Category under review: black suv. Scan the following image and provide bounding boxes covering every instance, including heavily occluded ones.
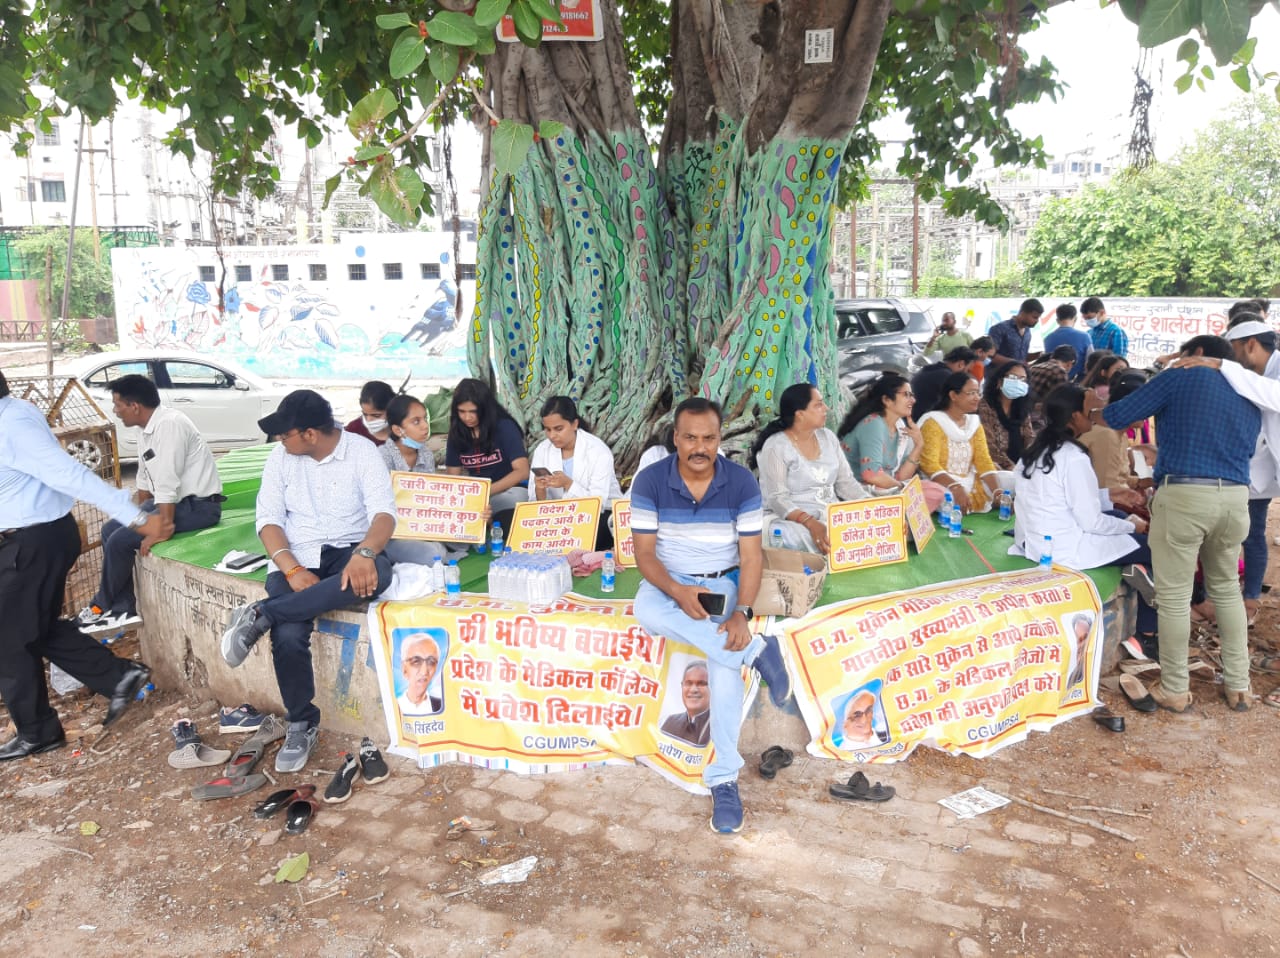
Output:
[834,297,934,397]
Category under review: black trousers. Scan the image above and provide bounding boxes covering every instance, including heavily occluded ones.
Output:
[0,512,132,740]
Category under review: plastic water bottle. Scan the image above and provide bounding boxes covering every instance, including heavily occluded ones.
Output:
[431,556,445,593]
[490,521,504,558]
[998,490,1012,521]
[770,525,784,551]
[135,681,156,702]
[601,551,616,593]
[1039,535,1053,569]
[445,560,461,594]
[942,491,954,526]
[949,508,962,538]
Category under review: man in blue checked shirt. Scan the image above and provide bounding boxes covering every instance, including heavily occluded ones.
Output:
[1083,296,1128,359]
[629,397,792,835]
[0,370,167,760]
[1095,335,1258,714]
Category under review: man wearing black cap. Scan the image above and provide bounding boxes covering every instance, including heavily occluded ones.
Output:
[220,390,396,773]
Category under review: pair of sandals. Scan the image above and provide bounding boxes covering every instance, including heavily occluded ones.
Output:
[254,784,319,834]
[758,745,896,802]
[190,715,286,800]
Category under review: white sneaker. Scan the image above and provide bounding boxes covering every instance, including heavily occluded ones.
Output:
[76,605,106,626]
[78,610,143,634]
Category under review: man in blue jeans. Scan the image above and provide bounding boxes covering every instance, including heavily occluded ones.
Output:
[221,390,395,773]
[630,397,791,834]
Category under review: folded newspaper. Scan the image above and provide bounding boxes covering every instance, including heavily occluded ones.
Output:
[938,786,1010,819]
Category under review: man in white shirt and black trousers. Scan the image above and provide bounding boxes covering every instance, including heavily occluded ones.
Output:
[0,370,166,760]
[221,390,396,773]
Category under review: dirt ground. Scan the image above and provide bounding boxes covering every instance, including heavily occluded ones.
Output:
[4,546,1280,957]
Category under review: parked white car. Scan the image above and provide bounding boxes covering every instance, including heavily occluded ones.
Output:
[67,351,292,462]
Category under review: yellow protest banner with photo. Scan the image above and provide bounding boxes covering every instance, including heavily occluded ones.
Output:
[366,593,720,792]
[785,566,1103,763]
[390,472,490,544]
[506,496,602,553]
[612,498,635,568]
[825,497,908,573]
[900,476,935,552]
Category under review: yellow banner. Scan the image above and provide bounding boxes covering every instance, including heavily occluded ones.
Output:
[786,566,1103,762]
[901,476,935,552]
[825,497,908,573]
[391,472,490,543]
[507,496,602,553]
[367,593,721,791]
[612,498,635,568]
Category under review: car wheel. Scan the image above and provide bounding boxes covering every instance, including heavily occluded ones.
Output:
[64,438,104,471]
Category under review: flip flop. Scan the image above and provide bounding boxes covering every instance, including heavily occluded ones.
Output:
[1251,651,1280,675]
[1264,688,1280,710]
[190,773,268,800]
[828,770,895,803]
[1118,660,1161,676]
[1118,674,1157,713]
[222,714,286,778]
[253,784,317,819]
[284,797,320,835]
[167,742,232,769]
[758,745,794,780]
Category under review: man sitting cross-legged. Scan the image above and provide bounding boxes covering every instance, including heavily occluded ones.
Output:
[221,390,396,773]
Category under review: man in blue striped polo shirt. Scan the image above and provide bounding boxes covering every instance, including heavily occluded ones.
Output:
[631,397,792,834]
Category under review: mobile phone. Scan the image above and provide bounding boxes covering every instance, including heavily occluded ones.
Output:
[227,552,267,570]
[531,466,552,477]
[696,592,727,616]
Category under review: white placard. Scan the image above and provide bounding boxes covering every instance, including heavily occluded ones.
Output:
[804,29,834,64]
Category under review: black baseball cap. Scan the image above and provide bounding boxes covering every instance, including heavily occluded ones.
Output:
[258,389,335,438]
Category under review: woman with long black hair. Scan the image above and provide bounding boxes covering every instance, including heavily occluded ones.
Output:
[445,378,530,530]
[529,395,623,548]
[838,372,945,511]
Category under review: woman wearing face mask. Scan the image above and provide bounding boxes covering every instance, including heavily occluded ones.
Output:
[377,394,450,566]
[978,361,1035,472]
[345,380,395,446]
[529,396,624,547]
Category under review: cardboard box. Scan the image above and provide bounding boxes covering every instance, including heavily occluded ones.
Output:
[757,547,827,618]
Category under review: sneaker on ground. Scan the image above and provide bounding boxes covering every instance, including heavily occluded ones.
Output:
[171,719,201,749]
[219,703,265,733]
[358,737,390,785]
[1121,564,1157,608]
[275,721,320,773]
[76,605,105,626]
[709,781,744,834]
[221,603,267,668]
[78,609,143,634]
[323,752,360,803]
[750,635,792,708]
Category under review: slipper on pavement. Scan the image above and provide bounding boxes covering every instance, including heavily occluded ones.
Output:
[1264,688,1280,710]
[758,745,794,780]
[1118,674,1157,713]
[829,770,895,803]
[221,714,286,778]
[284,797,320,835]
[191,773,268,801]
[1118,660,1160,677]
[167,742,232,769]
[254,785,317,819]
[1251,651,1280,675]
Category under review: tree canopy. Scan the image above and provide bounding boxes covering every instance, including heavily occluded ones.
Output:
[1020,93,1280,298]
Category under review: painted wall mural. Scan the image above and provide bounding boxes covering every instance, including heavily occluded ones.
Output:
[112,233,477,381]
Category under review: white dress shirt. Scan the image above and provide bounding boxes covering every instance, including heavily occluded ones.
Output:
[1217,352,1280,499]
[256,431,396,570]
[136,406,222,504]
[528,429,624,508]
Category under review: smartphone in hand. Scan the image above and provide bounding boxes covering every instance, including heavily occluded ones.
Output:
[531,466,552,478]
[696,591,727,616]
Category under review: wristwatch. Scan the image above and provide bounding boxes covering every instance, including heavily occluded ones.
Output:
[735,604,754,620]
[355,547,377,559]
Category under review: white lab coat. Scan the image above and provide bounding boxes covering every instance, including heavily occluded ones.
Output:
[1009,443,1138,568]
[528,429,624,508]
[1218,352,1280,499]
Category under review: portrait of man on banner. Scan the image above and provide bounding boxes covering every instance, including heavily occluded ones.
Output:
[1060,612,1096,703]
[394,628,450,718]
[832,680,891,751]
[659,657,711,748]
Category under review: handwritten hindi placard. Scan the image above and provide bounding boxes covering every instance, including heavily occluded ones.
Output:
[825,497,908,573]
[507,496,602,554]
[612,498,635,568]
[391,472,490,544]
[900,476,935,553]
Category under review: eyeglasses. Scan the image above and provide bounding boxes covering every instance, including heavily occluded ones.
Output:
[404,655,438,670]
[276,429,303,442]
[846,706,874,721]
[960,389,981,397]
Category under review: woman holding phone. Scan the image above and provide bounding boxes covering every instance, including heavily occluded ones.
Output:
[529,396,623,548]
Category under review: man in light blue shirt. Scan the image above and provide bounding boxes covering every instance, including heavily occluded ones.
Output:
[0,370,168,760]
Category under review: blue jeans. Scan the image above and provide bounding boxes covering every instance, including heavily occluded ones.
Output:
[633,572,764,788]
[94,496,222,615]
[1244,498,1271,600]
[260,544,392,728]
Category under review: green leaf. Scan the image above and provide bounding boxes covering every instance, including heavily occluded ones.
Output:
[1175,38,1199,62]
[491,118,536,177]
[512,2,543,45]
[1202,0,1251,64]
[1231,64,1252,91]
[376,13,414,30]
[322,173,343,209]
[354,143,388,161]
[526,0,563,25]
[428,43,461,86]
[1174,72,1195,93]
[369,164,426,227]
[127,10,151,32]
[79,821,100,836]
[538,120,565,142]
[390,28,426,79]
[1235,36,1257,64]
[473,0,511,28]
[1137,0,1199,48]
[426,11,480,46]
[274,852,310,884]
[473,30,497,56]
[347,88,398,137]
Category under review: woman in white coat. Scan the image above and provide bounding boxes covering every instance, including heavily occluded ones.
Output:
[530,396,624,548]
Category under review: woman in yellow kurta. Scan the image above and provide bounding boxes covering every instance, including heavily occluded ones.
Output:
[919,372,1003,514]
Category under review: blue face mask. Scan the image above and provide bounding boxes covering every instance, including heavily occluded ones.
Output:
[1001,378,1030,400]
[398,434,426,451]
[1083,315,1100,329]
[982,357,992,366]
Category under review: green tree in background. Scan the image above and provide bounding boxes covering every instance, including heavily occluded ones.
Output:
[13,228,115,323]
[1021,94,1280,298]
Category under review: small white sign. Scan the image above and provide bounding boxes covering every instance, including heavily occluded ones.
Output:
[804,29,834,64]
[938,786,1011,820]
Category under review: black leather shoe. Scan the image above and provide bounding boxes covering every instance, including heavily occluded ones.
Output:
[103,663,152,727]
[1092,708,1125,733]
[0,732,67,761]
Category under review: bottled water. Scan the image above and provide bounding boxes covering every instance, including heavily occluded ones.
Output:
[942,491,954,526]
[487,550,573,605]
[1039,535,1053,569]
[431,556,445,593]
[445,560,461,595]
[490,521,504,558]
[770,525,784,551]
[949,507,962,538]
[601,551,616,593]
[998,490,1013,521]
